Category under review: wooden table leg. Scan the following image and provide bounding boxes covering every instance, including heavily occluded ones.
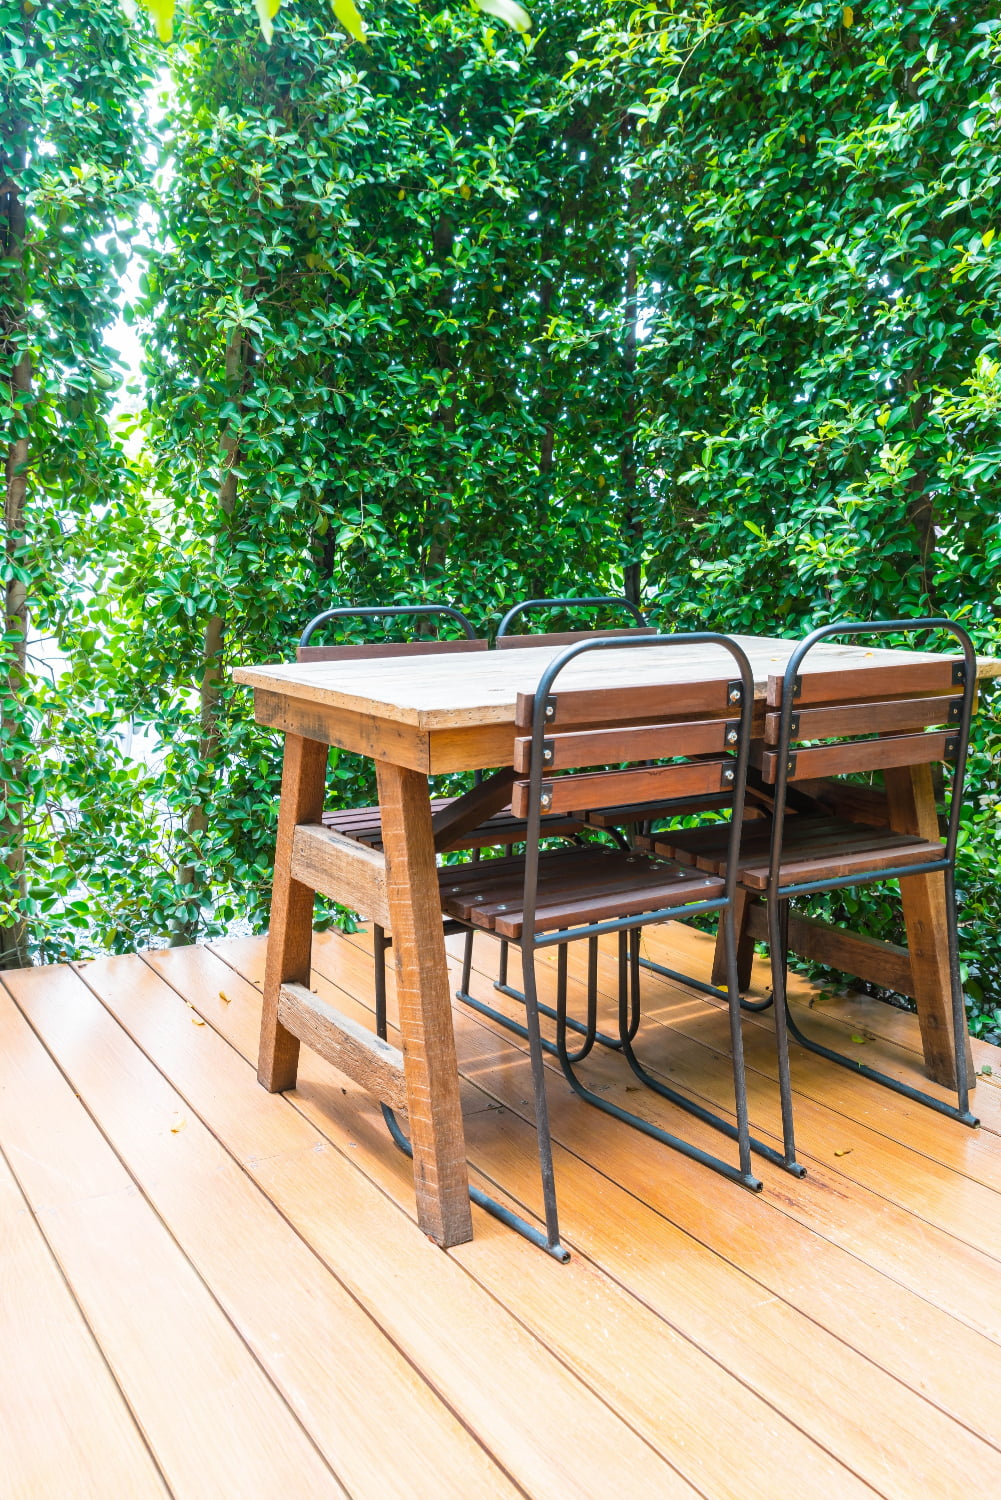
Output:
[377,760,473,1249]
[259,733,329,1092]
[885,762,974,1091]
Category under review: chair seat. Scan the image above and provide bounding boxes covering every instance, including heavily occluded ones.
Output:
[440,845,723,939]
[323,802,584,852]
[644,816,944,892]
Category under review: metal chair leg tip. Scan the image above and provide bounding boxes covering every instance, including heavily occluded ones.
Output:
[785,1160,807,1178]
[961,1112,980,1129]
[742,1173,764,1193]
[548,1242,571,1264]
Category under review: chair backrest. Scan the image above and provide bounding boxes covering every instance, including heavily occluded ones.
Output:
[495,595,654,650]
[296,603,487,662]
[760,622,976,786]
[761,618,977,888]
[510,633,753,822]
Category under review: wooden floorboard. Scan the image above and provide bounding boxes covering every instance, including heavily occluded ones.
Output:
[3,922,1001,1498]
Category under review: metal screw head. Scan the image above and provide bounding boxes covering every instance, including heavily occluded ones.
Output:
[540,793,552,808]
[787,759,795,773]
[545,703,555,718]
[728,687,741,704]
[496,904,508,912]
[543,748,552,760]
[726,729,738,745]
[450,886,461,893]
[723,767,734,783]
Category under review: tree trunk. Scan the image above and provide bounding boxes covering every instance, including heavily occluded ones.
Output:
[1,160,31,968]
[621,234,641,606]
[171,326,245,942]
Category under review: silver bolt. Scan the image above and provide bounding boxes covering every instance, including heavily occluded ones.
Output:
[450,886,461,893]
[543,748,552,760]
[723,768,734,783]
[496,904,508,912]
[540,793,552,808]
[726,729,738,745]
[728,688,741,704]
[787,759,795,773]
[545,704,555,718]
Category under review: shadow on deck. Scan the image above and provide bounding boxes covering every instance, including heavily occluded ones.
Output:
[2,921,1001,1498]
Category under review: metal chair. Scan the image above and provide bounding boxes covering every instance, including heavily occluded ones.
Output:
[441,633,773,1258]
[648,619,980,1170]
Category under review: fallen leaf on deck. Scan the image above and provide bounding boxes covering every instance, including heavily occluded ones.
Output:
[834,1148,853,1157]
[191,1015,205,1026]
[171,1119,186,1133]
[981,1064,994,1077]
[850,1034,867,1044]
[218,990,230,1003]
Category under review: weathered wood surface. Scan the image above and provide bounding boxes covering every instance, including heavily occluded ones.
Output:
[234,635,1001,732]
[278,981,408,1110]
[291,822,390,925]
[6,929,997,1497]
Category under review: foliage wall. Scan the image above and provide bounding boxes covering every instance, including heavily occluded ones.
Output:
[3,1,999,1028]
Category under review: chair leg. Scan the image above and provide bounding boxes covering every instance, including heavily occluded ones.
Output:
[520,937,568,1259]
[378,924,570,1262]
[767,899,806,1173]
[548,929,764,1190]
[776,885,979,1130]
[485,932,631,1054]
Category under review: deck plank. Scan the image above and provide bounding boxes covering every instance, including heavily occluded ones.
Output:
[6,962,516,1500]
[79,950,696,1500]
[0,978,343,1500]
[208,936,1001,1498]
[0,1145,169,1500]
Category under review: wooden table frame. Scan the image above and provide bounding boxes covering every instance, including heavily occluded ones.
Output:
[236,636,999,1247]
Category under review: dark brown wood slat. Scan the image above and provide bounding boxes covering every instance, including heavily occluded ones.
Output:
[743,903,915,997]
[764,696,962,745]
[513,718,738,775]
[461,850,675,926]
[441,849,639,923]
[491,871,725,939]
[438,812,585,851]
[585,793,737,828]
[649,817,846,865]
[761,731,956,783]
[297,639,488,662]
[431,768,517,852]
[497,626,657,650]
[740,837,943,891]
[766,660,962,708]
[510,760,731,819]
[515,678,741,731]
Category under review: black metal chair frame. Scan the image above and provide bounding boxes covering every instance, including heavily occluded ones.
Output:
[466,595,650,1057]
[453,633,782,1259]
[298,603,560,1252]
[759,618,980,1171]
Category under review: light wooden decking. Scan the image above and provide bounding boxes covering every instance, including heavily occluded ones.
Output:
[3,921,1001,1499]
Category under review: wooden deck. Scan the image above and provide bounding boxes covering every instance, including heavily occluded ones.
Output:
[3,922,1001,1499]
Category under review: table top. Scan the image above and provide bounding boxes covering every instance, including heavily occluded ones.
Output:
[233,633,1001,731]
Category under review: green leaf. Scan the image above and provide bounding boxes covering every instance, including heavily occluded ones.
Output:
[253,0,282,44]
[143,0,175,42]
[471,0,532,34]
[330,0,367,43]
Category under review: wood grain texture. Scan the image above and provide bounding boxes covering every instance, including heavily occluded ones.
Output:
[0,977,343,1500]
[764,694,961,744]
[10,959,513,1500]
[376,760,473,1248]
[430,766,517,852]
[234,634,1001,733]
[886,762,974,1090]
[278,982,407,1110]
[259,733,328,1092]
[290,822,390,925]
[511,758,730,818]
[761,729,955,783]
[254,688,431,769]
[513,716,739,773]
[0,1140,168,1500]
[766,659,963,707]
[745,902,915,996]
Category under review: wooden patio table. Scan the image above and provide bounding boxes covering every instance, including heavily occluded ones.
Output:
[235,633,1000,1248]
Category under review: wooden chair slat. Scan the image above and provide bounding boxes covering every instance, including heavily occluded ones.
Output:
[512,717,739,774]
[763,695,962,745]
[497,626,656,650]
[585,792,737,828]
[297,638,488,663]
[766,659,961,708]
[739,837,942,891]
[515,678,740,731]
[761,729,956,783]
[510,759,731,819]
[490,870,725,939]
